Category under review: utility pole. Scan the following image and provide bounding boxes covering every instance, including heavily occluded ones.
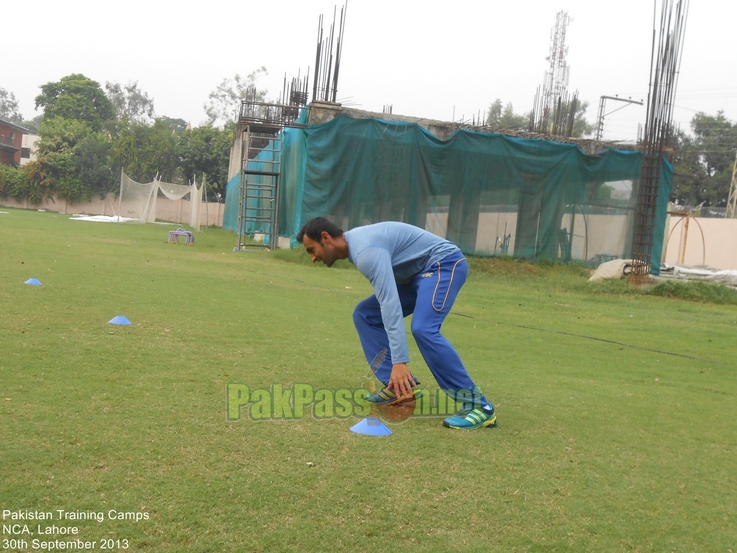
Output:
[594,96,644,141]
[726,151,737,218]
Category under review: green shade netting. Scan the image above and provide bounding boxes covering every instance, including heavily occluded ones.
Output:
[225,114,671,274]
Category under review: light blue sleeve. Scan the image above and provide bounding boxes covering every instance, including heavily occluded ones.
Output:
[353,246,410,364]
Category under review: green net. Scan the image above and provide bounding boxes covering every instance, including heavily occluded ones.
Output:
[225,114,671,274]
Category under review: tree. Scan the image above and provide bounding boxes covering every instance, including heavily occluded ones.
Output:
[571,100,592,138]
[35,74,114,131]
[486,99,503,128]
[204,67,268,127]
[671,111,736,207]
[178,124,233,198]
[27,111,115,202]
[105,81,155,123]
[499,102,528,130]
[36,116,91,156]
[30,75,119,201]
[0,87,23,124]
[110,119,179,183]
[159,116,189,135]
[21,114,43,135]
[75,132,115,196]
[671,130,704,206]
[486,99,529,131]
[0,86,43,133]
[15,74,243,203]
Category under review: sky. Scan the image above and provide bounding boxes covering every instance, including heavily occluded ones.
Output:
[4,0,735,143]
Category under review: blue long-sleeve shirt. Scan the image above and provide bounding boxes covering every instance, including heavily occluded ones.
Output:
[344,222,460,364]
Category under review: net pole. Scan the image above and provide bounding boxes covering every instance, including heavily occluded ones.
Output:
[118,168,123,223]
[204,175,209,230]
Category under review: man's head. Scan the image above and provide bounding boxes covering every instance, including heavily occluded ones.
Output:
[296,217,347,267]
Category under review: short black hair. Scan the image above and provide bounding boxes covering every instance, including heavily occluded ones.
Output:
[296,217,344,243]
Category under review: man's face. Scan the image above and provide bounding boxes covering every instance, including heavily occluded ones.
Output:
[303,233,338,267]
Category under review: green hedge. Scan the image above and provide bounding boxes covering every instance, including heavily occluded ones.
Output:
[0,164,29,201]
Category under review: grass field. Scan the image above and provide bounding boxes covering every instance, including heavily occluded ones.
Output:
[1,207,735,552]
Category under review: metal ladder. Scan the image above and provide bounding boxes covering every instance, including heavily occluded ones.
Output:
[236,124,282,251]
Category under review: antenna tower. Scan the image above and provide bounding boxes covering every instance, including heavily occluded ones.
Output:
[530,12,578,136]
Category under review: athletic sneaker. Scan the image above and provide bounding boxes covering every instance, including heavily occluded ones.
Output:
[366,380,423,405]
[443,407,497,429]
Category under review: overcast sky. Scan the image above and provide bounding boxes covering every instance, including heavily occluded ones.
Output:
[5,0,735,142]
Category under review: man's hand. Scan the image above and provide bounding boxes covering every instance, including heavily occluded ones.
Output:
[387,363,416,400]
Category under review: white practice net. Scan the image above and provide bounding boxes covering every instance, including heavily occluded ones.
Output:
[118,171,203,230]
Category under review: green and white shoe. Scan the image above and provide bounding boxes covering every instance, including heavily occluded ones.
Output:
[443,407,497,429]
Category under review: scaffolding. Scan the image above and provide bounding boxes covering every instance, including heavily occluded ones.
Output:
[235,83,307,251]
[234,3,346,251]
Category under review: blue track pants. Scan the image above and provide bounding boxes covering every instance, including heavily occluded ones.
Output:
[352,250,489,408]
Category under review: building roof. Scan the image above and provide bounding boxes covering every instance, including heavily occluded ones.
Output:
[307,101,639,156]
[0,118,30,133]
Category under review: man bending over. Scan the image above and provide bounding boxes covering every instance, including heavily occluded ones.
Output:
[297,217,496,430]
